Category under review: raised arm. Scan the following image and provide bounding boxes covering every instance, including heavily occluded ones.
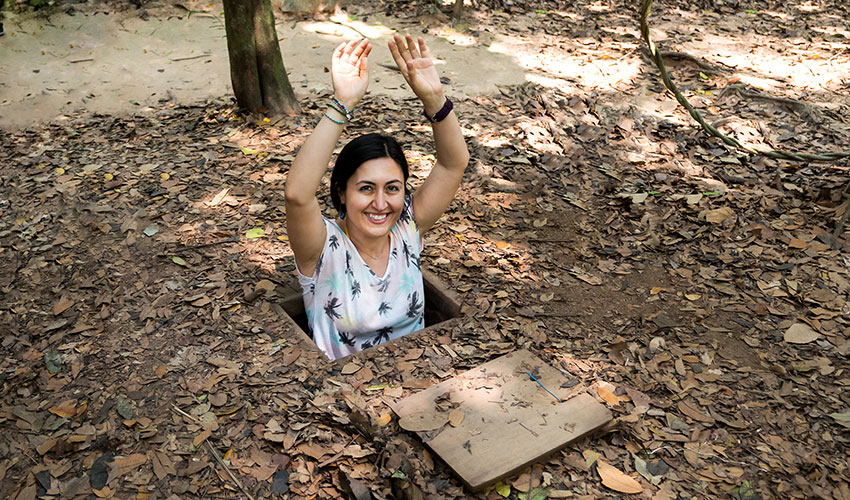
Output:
[388,34,470,234]
[285,39,372,276]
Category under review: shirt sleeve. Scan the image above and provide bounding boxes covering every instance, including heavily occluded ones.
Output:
[295,217,336,283]
[400,195,422,252]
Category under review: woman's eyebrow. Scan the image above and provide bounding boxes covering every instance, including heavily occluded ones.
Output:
[355,179,402,185]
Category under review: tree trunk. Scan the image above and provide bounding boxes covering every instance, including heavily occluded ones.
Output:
[453,0,464,22]
[222,0,300,116]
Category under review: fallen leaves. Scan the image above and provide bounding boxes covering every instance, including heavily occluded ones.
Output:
[2,7,850,499]
[398,412,448,432]
[783,323,820,344]
[596,460,643,494]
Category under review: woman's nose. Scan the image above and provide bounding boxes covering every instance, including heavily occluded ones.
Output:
[373,191,388,209]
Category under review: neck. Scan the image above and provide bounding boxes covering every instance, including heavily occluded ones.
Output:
[343,217,388,259]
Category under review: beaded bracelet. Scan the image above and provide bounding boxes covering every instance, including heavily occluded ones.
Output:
[324,112,345,125]
[330,96,353,121]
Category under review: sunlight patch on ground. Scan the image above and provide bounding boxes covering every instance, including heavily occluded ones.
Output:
[586,1,615,13]
[300,15,394,40]
[682,35,850,92]
[487,39,643,90]
[436,31,478,47]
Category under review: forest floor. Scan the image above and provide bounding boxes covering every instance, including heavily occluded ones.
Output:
[2,0,850,499]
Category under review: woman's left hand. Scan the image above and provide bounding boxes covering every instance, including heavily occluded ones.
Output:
[388,34,446,115]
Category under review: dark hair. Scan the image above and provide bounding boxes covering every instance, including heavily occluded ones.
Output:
[330,133,409,214]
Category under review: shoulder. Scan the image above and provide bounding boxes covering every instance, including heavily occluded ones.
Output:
[396,194,417,229]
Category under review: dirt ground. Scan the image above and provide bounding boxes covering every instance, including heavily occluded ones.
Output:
[2,0,850,499]
[0,2,524,129]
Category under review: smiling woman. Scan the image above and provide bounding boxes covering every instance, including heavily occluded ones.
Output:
[284,36,469,360]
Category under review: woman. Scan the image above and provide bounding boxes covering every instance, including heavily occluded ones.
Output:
[285,35,469,360]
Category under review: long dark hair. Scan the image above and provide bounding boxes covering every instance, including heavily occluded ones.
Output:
[330,133,409,214]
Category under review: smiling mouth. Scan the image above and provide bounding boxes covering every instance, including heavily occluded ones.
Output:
[365,213,390,223]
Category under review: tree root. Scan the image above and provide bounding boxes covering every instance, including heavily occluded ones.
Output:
[720,83,819,121]
[640,47,730,74]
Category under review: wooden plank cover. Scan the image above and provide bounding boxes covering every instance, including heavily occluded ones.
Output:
[391,350,612,491]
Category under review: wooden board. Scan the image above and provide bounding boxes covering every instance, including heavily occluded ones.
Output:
[391,350,612,491]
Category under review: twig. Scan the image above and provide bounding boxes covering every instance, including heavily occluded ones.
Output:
[70,58,94,63]
[316,437,356,468]
[207,442,256,500]
[518,422,540,437]
[167,237,239,253]
[171,53,211,62]
[328,20,368,39]
[171,405,256,499]
[648,445,768,472]
[171,404,200,423]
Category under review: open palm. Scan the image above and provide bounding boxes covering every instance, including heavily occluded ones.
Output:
[332,39,372,109]
[389,34,444,110]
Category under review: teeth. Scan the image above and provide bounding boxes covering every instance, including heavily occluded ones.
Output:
[366,214,388,221]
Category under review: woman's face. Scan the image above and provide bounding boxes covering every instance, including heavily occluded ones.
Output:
[339,157,405,240]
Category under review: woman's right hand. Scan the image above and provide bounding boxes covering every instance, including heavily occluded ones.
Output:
[331,39,372,111]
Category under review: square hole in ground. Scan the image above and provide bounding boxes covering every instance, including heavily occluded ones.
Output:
[279,269,461,363]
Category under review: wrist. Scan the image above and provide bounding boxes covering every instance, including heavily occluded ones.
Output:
[423,96,453,123]
[422,94,447,116]
[334,95,360,111]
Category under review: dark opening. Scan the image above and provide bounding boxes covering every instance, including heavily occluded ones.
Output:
[279,270,461,353]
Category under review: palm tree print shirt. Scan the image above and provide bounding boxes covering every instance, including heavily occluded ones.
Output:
[297,196,425,360]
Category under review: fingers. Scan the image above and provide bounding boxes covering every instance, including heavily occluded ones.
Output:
[404,34,420,59]
[351,38,370,59]
[337,38,371,63]
[333,41,347,59]
[388,36,410,76]
[417,37,430,59]
[390,33,431,63]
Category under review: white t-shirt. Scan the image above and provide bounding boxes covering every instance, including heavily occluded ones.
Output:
[297,196,425,360]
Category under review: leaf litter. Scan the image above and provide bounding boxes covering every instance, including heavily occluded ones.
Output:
[2,0,850,498]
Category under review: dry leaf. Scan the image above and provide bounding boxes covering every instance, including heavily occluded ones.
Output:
[48,399,77,418]
[193,429,211,446]
[341,362,361,375]
[597,386,620,406]
[705,207,734,224]
[597,460,643,494]
[398,412,448,432]
[205,188,230,207]
[377,413,392,426]
[448,408,465,427]
[53,296,74,315]
[113,453,147,475]
[784,323,820,344]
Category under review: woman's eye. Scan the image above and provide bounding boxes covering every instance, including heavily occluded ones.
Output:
[387,185,400,192]
[359,186,372,192]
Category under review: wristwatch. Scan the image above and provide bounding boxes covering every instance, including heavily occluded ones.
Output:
[424,97,454,123]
